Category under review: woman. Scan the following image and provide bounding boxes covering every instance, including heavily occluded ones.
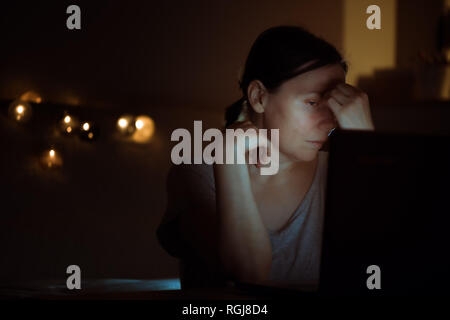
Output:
[157,25,375,290]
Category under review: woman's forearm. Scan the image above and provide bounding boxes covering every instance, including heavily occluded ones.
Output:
[213,162,272,283]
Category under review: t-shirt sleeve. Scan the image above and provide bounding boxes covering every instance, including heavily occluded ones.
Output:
[156,163,215,258]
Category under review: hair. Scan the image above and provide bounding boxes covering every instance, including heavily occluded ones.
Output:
[225,25,348,127]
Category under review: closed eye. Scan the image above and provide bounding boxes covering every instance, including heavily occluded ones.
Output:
[308,101,318,106]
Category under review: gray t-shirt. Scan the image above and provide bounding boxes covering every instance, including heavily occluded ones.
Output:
[156,151,329,290]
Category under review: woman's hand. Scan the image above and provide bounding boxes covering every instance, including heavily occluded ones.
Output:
[326,82,375,131]
[223,120,270,168]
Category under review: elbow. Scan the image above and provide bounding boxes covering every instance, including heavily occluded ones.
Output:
[236,266,271,284]
[221,257,271,284]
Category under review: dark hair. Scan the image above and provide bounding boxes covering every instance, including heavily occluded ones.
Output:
[225,25,348,127]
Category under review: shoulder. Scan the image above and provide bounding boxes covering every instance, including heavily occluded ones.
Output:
[157,163,216,258]
[317,151,329,182]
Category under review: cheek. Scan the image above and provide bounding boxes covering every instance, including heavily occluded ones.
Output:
[266,102,313,140]
[298,112,323,131]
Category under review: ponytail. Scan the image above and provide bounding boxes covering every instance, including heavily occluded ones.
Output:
[224,96,246,127]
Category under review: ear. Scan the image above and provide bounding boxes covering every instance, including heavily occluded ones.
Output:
[247,80,268,114]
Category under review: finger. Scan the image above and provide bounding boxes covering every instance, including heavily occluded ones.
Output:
[330,88,351,105]
[248,147,259,165]
[250,135,271,165]
[336,83,357,96]
[231,120,252,128]
[258,146,270,165]
[327,96,343,116]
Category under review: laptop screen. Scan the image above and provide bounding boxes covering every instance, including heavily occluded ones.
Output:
[319,130,450,295]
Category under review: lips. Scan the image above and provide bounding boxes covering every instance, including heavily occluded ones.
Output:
[307,140,326,148]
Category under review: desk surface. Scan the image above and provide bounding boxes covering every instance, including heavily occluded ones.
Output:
[0,278,315,300]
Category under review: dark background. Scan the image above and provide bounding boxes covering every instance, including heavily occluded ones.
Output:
[1,0,449,284]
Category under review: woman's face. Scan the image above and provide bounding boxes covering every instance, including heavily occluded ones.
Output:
[263,62,346,162]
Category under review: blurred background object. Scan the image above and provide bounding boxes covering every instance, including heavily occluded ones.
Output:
[8,99,32,123]
[413,3,450,100]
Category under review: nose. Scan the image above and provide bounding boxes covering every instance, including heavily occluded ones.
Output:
[317,95,338,132]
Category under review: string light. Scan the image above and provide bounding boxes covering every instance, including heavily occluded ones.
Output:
[8,100,32,123]
[135,119,144,130]
[131,115,155,143]
[82,122,90,131]
[118,118,128,128]
[16,105,24,114]
[40,148,63,169]
[79,121,98,141]
[116,114,135,136]
[6,95,160,171]
[60,112,78,135]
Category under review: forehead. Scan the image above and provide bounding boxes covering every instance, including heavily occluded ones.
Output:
[282,63,346,93]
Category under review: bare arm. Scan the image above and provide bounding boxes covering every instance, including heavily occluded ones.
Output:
[177,121,272,284]
[214,162,272,283]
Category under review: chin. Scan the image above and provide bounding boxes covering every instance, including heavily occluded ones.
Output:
[288,148,319,162]
[301,152,319,162]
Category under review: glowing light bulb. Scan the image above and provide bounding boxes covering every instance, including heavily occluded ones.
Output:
[60,113,78,135]
[116,115,135,136]
[135,119,144,130]
[118,118,128,128]
[41,148,62,169]
[9,100,32,123]
[131,115,155,143]
[16,105,24,114]
[79,121,98,142]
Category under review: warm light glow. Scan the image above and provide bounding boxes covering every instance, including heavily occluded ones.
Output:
[116,115,135,136]
[61,113,78,133]
[82,122,90,131]
[135,119,144,130]
[19,91,42,104]
[131,115,155,143]
[118,118,128,128]
[9,100,32,122]
[88,132,93,139]
[41,148,62,168]
[343,0,396,85]
[16,105,25,114]
[13,103,29,121]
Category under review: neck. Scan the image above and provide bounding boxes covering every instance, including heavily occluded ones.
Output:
[249,150,319,184]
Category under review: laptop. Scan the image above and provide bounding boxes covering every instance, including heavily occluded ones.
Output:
[231,129,450,297]
[319,129,450,296]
